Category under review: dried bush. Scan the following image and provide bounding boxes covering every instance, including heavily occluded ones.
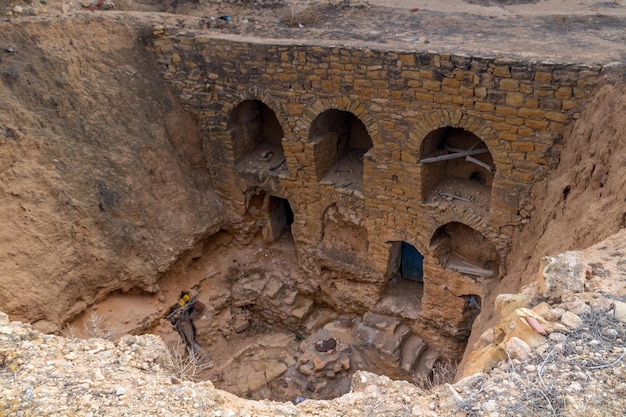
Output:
[167,340,213,382]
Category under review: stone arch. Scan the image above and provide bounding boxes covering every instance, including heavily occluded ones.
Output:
[408,110,497,160]
[429,222,501,279]
[226,90,289,172]
[302,99,377,192]
[299,97,380,147]
[420,127,494,203]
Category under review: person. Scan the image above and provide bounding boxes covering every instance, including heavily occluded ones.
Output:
[166,291,207,358]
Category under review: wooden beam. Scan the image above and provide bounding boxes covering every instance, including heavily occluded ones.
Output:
[465,155,495,173]
[448,263,494,277]
[420,148,489,164]
[439,192,472,202]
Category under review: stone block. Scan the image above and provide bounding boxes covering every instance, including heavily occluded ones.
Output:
[423,80,441,91]
[460,345,506,378]
[545,111,567,122]
[524,119,549,130]
[534,72,552,82]
[505,92,524,107]
[493,65,511,77]
[562,99,578,111]
[555,86,572,99]
[505,336,531,360]
[475,102,494,112]
[499,78,519,91]
[538,251,586,298]
[518,108,545,118]
[560,311,583,329]
[474,87,487,97]
[291,296,314,320]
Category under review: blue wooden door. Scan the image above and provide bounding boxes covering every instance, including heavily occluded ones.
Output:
[401,242,424,282]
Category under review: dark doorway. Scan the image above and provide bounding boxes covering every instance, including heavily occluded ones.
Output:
[263,196,294,242]
[401,242,424,283]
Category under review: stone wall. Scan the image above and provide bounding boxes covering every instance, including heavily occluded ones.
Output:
[150,25,605,357]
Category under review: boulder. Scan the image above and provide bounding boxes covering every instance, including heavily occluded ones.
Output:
[538,251,586,298]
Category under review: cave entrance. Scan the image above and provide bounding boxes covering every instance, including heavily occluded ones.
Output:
[245,189,294,242]
[264,196,294,242]
[430,222,499,279]
[309,109,373,192]
[419,127,493,211]
[228,100,287,174]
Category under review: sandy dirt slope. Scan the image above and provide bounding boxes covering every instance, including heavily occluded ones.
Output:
[0,16,222,327]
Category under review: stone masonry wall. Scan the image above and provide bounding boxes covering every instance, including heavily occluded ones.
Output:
[149,25,605,356]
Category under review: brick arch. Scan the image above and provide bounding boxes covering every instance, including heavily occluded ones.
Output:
[426,212,506,277]
[408,109,501,170]
[224,88,292,166]
[225,87,290,135]
[299,97,381,147]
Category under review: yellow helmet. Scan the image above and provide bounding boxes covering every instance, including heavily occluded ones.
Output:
[178,292,191,307]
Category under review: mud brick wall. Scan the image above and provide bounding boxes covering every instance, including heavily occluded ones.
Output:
[150,27,604,331]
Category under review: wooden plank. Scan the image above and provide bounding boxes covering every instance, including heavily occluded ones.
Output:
[439,192,472,202]
[465,155,494,173]
[420,148,489,164]
[448,263,494,277]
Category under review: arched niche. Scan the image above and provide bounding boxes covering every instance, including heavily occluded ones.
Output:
[309,109,373,191]
[227,100,287,172]
[429,222,499,278]
[419,127,494,209]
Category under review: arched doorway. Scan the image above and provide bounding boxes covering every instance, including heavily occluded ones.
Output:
[228,100,286,172]
[309,109,373,191]
[379,241,426,319]
[419,127,494,209]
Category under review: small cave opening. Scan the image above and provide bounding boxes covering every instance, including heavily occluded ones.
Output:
[419,127,494,212]
[309,109,373,192]
[228,99,287,174]
[244,189,295,243]
[430,222,500,278]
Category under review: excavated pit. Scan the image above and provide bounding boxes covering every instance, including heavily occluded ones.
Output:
[2,0,626,409]
[66,223,463,402]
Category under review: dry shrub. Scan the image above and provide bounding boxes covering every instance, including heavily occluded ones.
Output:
[280,3,322,27]
[167,340,213,382]
[412,360,458,390]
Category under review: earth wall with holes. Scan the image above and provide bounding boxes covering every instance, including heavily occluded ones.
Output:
[152,26,605,360]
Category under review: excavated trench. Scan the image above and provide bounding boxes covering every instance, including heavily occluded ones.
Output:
[65,209,486,402]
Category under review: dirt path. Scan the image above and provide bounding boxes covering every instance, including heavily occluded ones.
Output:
[4,0,624,63]
[136,0,626,63]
